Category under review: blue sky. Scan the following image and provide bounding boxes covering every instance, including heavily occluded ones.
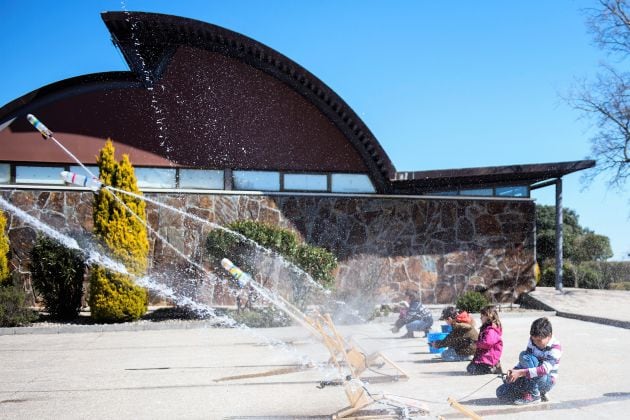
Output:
[1,0,628,260]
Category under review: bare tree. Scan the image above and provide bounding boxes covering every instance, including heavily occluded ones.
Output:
[570,0,630,190]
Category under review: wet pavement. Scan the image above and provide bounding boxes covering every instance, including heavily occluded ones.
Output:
[1,302,629,419]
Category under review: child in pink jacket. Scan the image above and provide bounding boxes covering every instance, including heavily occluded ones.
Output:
[467,305,503,375]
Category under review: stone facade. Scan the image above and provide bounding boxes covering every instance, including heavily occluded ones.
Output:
[1,189,536,306]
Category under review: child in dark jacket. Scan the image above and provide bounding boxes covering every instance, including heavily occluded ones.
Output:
[431,306,478,361]
[467,305,503,375]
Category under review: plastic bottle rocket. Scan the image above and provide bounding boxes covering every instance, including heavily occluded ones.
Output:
[27,114,53,139]
[60,171,103,191]
[221,258,251,288]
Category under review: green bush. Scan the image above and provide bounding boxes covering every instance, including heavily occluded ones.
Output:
[0,284,37,327]
[88,266,148,323]
[206,220,337,289]
[230,306,292,328]
[30,235,86,320]
[539,262,575,287]
[456,291,489,313]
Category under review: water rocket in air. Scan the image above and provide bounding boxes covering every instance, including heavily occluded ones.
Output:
[221,258,251,288]
[60,171,103,192]
[27,114,53,139]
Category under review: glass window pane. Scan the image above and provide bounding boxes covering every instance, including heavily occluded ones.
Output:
[69,165,99,180]
[233,170,280,191]
[496,186,528,197]
[284,173,327,191]
[331,174,375,193]
[135,168,176,188]
[0,164,9,183]
[180,169,224,189]
[460,188,493,196]
[15,166,65,185]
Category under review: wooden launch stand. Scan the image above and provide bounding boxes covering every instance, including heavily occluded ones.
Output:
[215,293,408,384]
[215,260,429,417]
[214,289,429,418]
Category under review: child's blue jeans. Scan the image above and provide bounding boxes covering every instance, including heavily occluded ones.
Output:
[441,347,472,362]
[496,351,554,401]
[405,319,432,334]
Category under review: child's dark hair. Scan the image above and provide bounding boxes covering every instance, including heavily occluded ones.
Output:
[480,305,501,330]
[405,290,419,301]
[530,317,553,338]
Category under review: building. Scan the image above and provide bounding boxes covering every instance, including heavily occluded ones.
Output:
[0,12,593,305]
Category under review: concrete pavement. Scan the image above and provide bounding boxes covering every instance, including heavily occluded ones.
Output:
[2,309,630,419]
[523,286,630,329]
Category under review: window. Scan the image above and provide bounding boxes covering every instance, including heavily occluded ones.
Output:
[179,169,224,189]
[15,165,65,185]
[135,168,176,188]
[233,170,280,191]
[496,186,528,197]
[460,188,493,196]
[0,164,9,183]
[331,174,375,193]
[283,173,327,191]
[431,191,458,196]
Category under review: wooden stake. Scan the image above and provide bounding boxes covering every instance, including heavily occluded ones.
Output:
[447,397,483,420]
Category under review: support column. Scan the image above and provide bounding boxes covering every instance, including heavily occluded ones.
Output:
[555,178,563,291]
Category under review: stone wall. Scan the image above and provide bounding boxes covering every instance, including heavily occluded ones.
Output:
[1,189,536,306]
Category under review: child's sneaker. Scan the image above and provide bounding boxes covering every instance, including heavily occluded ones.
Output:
[514,392,541,405]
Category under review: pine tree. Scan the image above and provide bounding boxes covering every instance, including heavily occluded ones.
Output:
[89,140,149,322]
[93,144,149,274]
[0,210,10,284]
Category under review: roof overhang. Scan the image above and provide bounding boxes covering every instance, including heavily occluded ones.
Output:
[391,160,596,194]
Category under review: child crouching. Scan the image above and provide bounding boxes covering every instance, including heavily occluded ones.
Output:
[430,306,478,361]
[496,317,561,405]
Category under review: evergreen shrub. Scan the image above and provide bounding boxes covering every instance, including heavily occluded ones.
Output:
[90,140,149,322]
[30,235,86,320]
[88,266,148,322]
[0,284,37,327]
[456,290,489,313]
[540,262,576,287]
[206,220,337,288]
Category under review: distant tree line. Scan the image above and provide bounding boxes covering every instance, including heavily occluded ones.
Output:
[536,204,629,289]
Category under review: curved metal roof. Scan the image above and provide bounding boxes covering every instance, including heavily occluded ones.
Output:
[101,11,397,192]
